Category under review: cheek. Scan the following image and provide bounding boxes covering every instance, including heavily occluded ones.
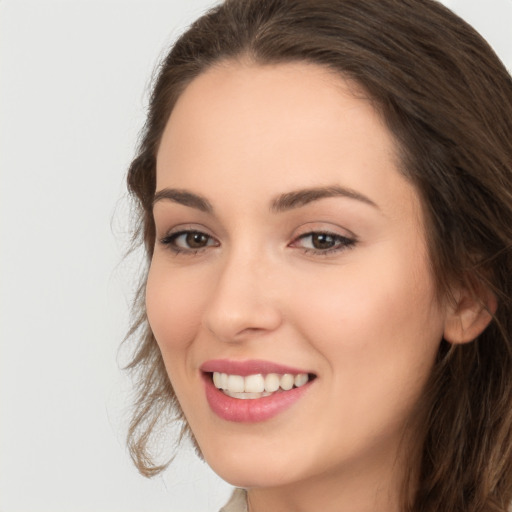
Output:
[290,244,444,400]
[305,274,441,350]
[145,261,206,355]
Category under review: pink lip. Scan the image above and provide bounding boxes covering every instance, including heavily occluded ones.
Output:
[200,359,315,423]
[200,359,311,376]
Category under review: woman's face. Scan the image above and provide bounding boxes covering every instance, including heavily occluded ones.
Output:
[147,61,449,489]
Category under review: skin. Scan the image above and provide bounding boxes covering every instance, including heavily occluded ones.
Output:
[146,61,487,512]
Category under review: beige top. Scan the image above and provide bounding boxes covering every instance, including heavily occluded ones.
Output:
[219,488,248,512]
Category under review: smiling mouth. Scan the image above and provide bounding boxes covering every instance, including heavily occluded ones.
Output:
[208,371,316,399]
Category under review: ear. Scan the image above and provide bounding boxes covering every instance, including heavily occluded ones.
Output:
[443,280,497,344]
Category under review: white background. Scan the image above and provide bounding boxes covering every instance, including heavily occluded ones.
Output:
[0,1,511,511]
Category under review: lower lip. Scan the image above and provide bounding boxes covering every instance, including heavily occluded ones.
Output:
[203,373,312,423]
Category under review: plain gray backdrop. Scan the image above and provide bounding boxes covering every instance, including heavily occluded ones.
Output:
[1,1,511,511]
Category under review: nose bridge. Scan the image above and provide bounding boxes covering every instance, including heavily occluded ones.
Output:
[202,243,282,342]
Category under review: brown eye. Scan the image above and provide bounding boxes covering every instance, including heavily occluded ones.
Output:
[185,232,210,248]
[160,230,218,253]
[291,231,356,254]
[311,233,336,250]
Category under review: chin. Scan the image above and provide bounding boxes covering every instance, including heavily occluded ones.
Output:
[209,458,296,489]
[197,433,315,489]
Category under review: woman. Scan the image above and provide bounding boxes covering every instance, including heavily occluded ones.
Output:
[125,0,512,510]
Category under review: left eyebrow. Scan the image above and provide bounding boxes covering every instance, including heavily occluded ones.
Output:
[271,185,379,212]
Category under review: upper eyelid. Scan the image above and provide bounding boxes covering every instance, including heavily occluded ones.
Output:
[160,229,218,244]
[159,230,219,255]
[169,231,218,246]
[159,223,215,237]
[290,232,357,256]
[157,225,218,250]
[291,222,357,240]
[295,228,354,237]
[291,231,356,245]
[164,230,215,240]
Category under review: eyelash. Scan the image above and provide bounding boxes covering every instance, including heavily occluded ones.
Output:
[160,230,219,255]
[159,230,356,256]
[292,231,356,255]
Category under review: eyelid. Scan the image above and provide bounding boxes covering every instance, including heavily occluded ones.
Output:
[291,221,356,240]
[158,224,220,254]
[291,230,355,247]
[289,223,358,255]
[158,223,214,238]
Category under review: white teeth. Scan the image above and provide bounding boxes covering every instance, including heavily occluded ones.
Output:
[294,373,308,387]
[244,374,265,393]
[213,372,222,388]
[227,374,245,393]
[212,371,311,397]
[264,373,280,392]
[280,374,294,391]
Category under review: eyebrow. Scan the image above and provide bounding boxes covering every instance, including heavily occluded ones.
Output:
[152,185,378,213]
[153,188,213,212]
[270,185,379,212]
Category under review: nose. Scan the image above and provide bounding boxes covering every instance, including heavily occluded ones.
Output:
[202,249,283,343]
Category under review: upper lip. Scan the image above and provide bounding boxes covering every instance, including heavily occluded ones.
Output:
[200,359,313,377]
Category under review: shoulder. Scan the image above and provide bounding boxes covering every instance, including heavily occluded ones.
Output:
[219,488,248,512]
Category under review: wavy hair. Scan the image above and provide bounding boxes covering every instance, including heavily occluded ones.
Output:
[125,1,512,509]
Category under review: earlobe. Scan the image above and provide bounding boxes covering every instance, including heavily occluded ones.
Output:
[443,284,497,345]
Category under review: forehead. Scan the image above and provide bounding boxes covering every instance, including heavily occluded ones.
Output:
[158,61,390,169]
[156,60,419,222]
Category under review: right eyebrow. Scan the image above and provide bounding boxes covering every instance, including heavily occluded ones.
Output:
[153,188,213,213]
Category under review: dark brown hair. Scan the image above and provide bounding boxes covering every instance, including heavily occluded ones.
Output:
[125,0,512,509]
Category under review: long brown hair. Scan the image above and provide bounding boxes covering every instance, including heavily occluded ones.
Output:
[125,0,512,509]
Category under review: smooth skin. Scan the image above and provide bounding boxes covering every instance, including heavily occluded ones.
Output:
[146,61,493,512]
